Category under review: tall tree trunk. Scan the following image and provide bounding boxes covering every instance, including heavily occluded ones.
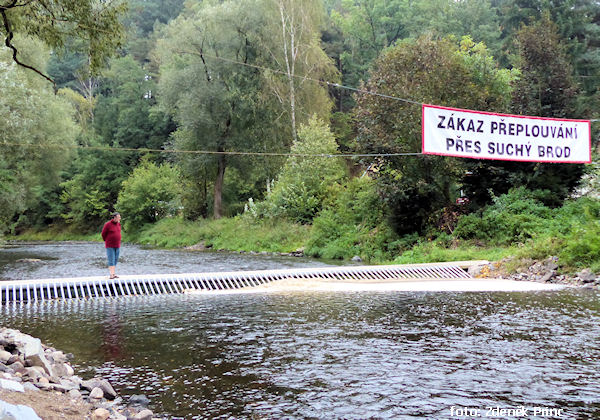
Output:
[213,153,226,219]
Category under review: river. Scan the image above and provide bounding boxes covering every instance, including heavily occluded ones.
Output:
[1,242,599,419]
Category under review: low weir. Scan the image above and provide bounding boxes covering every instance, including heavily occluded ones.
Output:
[0,262,480,303]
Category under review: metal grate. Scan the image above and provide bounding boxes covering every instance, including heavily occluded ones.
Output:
[0,263,474,303]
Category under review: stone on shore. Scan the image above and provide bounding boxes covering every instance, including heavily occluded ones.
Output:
[92,407,111,420]
[81,378,117,400]
[132,408,154,420]
[0,379,24,393]
[0,400,42,420]
[89,387,104,400]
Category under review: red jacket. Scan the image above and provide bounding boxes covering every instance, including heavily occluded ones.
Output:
[101,221,121,248]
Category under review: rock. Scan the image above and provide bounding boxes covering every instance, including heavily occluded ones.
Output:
[37,377,50,385]
[15,258,43,263]
[82,378,117,400]
[129,394,151,407]
[185,241,207,251]
[52,362,69,377]
[59,378,79,390]
[24,352,54,377]
[0,330,55,377]
[48,351,68,364]
[23,382,40,392]
[68,389,82,399]
[0,378,25,392]
[540,270,556,283]
[468,264,486,277]
[50,383,73,393]
[351,255,362,262]
[8,361,25,374]
[92,408,111,420]
[132,409,154,420]
[89,387,104,400]
[23,367,43,380]
[0,400,42,420]
[64,364,74,376]
[34,380,52,391]
[6,355,20,365]
[578,269,596,283]
[0,350,12,364]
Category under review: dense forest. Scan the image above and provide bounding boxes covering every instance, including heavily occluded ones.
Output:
[1,0,599,271]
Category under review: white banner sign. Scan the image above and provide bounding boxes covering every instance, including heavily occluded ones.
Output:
[422,104,591,163]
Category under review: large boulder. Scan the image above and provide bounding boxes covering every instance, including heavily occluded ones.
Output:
[0,330,54,377]
[0,400,42,420]
[0,379,24,393]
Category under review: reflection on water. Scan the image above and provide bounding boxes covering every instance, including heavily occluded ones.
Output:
[1,290,599,419]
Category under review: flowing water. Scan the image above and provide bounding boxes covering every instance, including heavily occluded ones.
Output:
[1,242,599,419]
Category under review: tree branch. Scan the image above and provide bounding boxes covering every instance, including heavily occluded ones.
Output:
[1,8,56,91]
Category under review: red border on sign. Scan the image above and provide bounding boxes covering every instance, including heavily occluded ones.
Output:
[421,104,592,164]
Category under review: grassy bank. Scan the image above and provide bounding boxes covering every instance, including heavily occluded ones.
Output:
[130,216,309,253]
[7,190,599,276]
[7,226,100,242]
[8,216,516,264]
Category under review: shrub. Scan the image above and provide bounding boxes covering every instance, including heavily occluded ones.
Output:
[305,177,394,261]
[116,159,181,230]
[258,116,346,223]
[453,187,552,244]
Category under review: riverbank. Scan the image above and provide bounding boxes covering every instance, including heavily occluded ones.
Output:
[6,210,599,285]
[0,328,157,420]
[8,217,516,264]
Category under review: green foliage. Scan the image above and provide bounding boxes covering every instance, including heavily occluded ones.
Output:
[305,176,396,261]
[157,0,281,218]
[354,36,514,235]
[58,148,131,230]
[454,187,553,244]
[452,190,600,271]
[326,0,502,110]
[463,16,585,208]
[393,240,513,265]
[0,44,78,232]
[511,14,579,119]
[135,216,308,252]
[258,117,347,223]
[94,55,174,151]
[1,0,126,78]
[116,159,181,230]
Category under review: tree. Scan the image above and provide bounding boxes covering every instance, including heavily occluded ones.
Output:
[495,0,600,112]
[0,43,78,232]
[326,0,503,110]
[260,0,338,142]
[157,0,280,219]
[0,0,126,86]
[462,15,585,208]
[94,55,174,151]
[354,36,514,234]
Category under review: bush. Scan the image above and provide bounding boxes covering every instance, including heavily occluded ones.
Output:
[116,159,181,230]
[257,116,346,223]
[305,177,395,261]
[453,187,552,244]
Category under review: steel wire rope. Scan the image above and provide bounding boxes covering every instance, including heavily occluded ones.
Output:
[3,49,599,160]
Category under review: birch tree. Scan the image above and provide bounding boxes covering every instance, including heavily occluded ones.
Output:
[260,0,337,143]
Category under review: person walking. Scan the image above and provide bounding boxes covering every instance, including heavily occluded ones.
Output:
[101,212,122,279]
